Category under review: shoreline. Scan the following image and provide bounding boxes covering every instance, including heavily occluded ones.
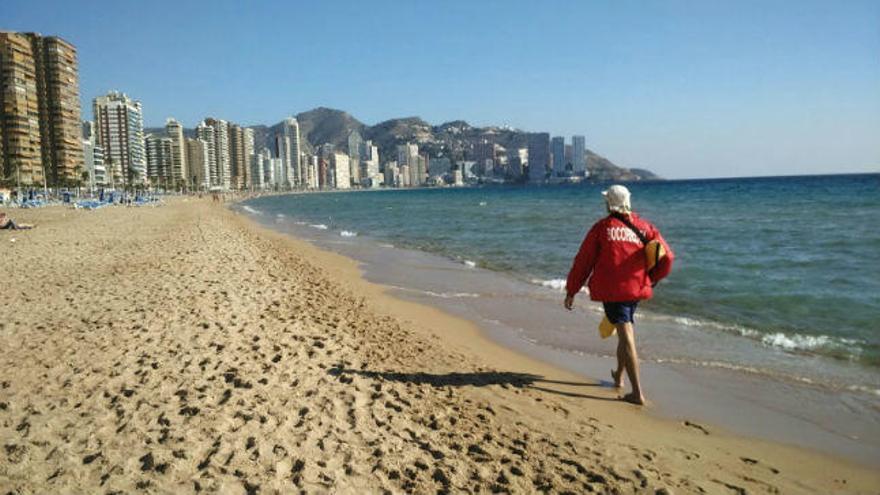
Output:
[2,199,877,493]
[237,197,880,467]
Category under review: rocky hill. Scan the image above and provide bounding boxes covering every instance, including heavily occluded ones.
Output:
[146,108,661,181]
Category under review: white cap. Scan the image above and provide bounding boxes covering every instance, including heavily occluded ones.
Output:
[602,185,631,214]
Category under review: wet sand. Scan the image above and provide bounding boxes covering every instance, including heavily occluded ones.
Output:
[253,214,880,465]
[1,199,877,493]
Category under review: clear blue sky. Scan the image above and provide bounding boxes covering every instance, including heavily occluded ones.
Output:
[5,0,879,179]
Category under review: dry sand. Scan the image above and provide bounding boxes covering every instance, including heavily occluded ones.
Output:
[1,199,877,494]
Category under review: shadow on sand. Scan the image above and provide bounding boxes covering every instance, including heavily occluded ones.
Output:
[328,367,620,402]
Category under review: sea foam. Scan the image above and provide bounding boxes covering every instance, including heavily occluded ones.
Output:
[340,230,358,237]
[310,224,329,230]
[532,278,587,294]
[241,205,262,215]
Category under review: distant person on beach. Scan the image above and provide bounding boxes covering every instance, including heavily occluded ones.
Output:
[0,212,35,230]
[564,185,674,405]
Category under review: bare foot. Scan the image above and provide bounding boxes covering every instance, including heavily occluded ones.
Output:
[620,392,646,405]
[610,369,623,388]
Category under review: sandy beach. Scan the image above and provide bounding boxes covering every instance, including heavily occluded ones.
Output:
[1,199,877,494]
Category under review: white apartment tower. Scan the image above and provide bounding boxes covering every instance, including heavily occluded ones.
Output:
[165,118,187,184]
[82,139,105,189]
[347,130,363,185]
[360,140,379,184]
[203,118,230,189]
[243,127,255,189]
[195,122,217,187]
[93,91,147,186]
[280,117,302,187]
[397,143,419,187]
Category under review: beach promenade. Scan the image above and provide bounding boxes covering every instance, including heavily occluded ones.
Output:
[1,199,876,493]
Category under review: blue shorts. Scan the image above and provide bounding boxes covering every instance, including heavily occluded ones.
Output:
[603,301,639,324]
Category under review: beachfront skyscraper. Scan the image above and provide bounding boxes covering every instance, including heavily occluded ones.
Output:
[360,140,379,185]
[250,149,267,190]
[228,124,254,190]
[195,122,216,187]
[93,91,146,186]
[551,136,566,176]
[572,135,586,176]
[165,118,187,186]
[0,31,84,188]
[307,154,319,189]
[330,152,350,190]
[203,118,230,189]
[1,32,43,187]
[185,137,210,191]
[145,134,173,186]
[278,117,302,187]
[397,143,419,187]
[527,133,549,182]
[347,129,363,185]
[243,128,254,189]
[82,120,105,188]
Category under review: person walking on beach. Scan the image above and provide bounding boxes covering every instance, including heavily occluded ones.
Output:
[564,185,674,405]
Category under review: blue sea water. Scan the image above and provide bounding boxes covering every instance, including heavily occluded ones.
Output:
[245,174,880,368]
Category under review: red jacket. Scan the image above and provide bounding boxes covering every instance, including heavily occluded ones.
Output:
[566,212,674,301]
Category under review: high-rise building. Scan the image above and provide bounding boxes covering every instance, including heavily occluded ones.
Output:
[185,137,210,191]
[397,143,419,187]
[257,151,272,189]
[571,135,586,176]
[195,122,216,187]
[330,152,350,190]
[243,128,254,189]
[82,119,104,188]
[473,139,495,176]
[93,91,146,186]
[551,136,566,176]
[417,155,428,185]
[165,118,187,186]
[507,148,527,180]
[527,133,549,182]
[360,140,379,183]
[399,164,411,187]
[82,139,105,189]
[228,124,252,190]
[203,118,229,189]
[0,32,42,187]
[305,154,319,189]
[251,148,267,190]
[145,134,173,186]
[384,161,399,187]
[347,129,363,185]
[318,156,328,189]
[274,134,290,187]
[229,124,243,189]
[0,31,84,187]
[279,117,301,187]
[30,34,83,186]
